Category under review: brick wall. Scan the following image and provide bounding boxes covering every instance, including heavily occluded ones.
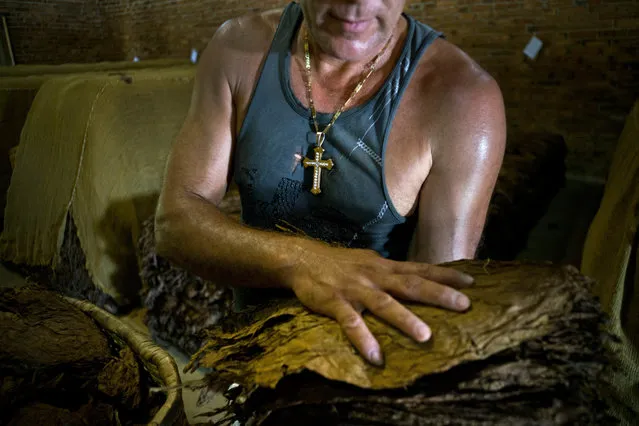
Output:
[406,0,639,178]
[96,0,287,61]
[1,0,638,178]
[0,0,105,64]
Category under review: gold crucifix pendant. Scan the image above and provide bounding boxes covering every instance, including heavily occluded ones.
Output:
[303,132,333,195]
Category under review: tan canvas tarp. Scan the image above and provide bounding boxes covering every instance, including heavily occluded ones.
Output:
[0,68,195,303]
[0,60,193,154]
[0,60,192,172]
[0,78,43,230]
[0,62,193,229]
[582,99,639,422]
[0,59,189,78]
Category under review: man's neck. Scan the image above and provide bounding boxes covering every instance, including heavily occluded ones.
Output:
[293,17,408,91]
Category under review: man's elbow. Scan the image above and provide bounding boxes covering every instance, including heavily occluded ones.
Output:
[153,202,184,261]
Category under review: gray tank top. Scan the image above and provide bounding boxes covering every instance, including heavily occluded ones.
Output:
[232,2,442,309]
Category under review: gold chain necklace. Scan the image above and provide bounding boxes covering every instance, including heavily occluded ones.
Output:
[302,27,392,195]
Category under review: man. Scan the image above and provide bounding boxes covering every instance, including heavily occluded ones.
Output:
[155,0,506,366]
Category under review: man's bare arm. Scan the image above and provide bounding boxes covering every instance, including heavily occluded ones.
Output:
[408,71,506,264]
[155,18,303,288]
[155,18,475,366]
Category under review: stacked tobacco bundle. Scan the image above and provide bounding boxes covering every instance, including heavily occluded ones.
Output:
[0,287,169,426]
[8,215,124,314]
[139,189,240,354]
[46,216,123,311]
[187,261,616,426]
[479,133,567,260]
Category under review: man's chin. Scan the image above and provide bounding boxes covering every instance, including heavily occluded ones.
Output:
[318,33,383,62]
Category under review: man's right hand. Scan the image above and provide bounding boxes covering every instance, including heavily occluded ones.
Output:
[286,242,474,366]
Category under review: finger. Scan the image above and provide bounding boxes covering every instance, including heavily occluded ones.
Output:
[394,261,474,288]
[361,290,431,343]
[330,301,384,366]
[383,275,471,312]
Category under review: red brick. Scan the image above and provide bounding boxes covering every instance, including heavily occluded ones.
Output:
[472,4,496,13]
[616,18,639,30]
[598,3,639,19]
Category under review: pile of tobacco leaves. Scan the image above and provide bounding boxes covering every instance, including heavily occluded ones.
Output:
[187,261,618,426]
[0,287,169,426]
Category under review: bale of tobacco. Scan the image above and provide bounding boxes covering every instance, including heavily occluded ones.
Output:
[6,143,119,310]
[479,133,567,260]
[186,260,616,426]
[9,215,123,314]
[0,287,178,426]
[138,188,240,354]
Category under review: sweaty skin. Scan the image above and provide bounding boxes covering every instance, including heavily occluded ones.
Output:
[155,0,506,366]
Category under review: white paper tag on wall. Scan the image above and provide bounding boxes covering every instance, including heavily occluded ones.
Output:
[523,35,543,60]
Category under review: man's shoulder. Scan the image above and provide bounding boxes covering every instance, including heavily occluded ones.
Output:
[419,38,500,102]
[415,38,505,153]
[211,8,284,54]
[197,8,285,90]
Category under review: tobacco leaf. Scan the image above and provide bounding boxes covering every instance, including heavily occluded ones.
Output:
[188,261,599,392]
[98,347,142,410]
[0,287,111,372]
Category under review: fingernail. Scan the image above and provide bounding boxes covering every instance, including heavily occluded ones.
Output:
[463,274,475,285]
[417,324,431,342]
[455,294,470,310]
[369,349,384,366]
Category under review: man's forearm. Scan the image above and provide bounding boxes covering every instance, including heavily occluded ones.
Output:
[154,190,476,367]
[154,193,308,289]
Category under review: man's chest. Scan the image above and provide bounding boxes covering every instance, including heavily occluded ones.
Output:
[233,55,436,218]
